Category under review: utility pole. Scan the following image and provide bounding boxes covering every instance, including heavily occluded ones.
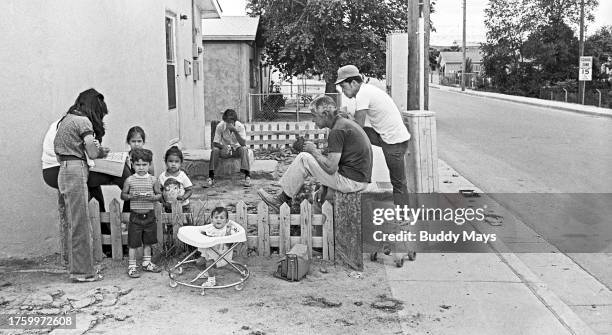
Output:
[579,0,585,104]
[461,0,466,91]
[424,0,430,110]
[408,0,419,110]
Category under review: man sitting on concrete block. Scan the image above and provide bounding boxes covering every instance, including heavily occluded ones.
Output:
[257,95,372,211]
[208,108,251,187]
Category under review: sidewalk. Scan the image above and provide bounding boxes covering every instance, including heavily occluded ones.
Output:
[431,83,612,118]
[369,146,611,334]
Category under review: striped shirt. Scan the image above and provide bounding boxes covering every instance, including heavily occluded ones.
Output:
[127,174,156,211]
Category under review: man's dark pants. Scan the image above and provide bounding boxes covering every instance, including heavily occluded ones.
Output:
[363,127,409,207]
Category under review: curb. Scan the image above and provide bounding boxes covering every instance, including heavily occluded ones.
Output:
[439,159,596,335]
[431,84,612,118]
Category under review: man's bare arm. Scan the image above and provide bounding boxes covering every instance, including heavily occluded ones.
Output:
[304,141,340,175]
[354,109,368,127]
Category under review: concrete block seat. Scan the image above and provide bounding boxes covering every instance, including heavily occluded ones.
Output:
[182,149,278,179]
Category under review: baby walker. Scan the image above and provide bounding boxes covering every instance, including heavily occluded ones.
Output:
[168,224,250,295]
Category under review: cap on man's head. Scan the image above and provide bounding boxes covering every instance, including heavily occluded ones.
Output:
[335,65,361,84]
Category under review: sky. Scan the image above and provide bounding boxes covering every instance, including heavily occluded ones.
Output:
[217,0,611,46]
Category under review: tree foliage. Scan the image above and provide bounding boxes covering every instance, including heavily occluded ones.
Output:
[522,20,579,83]
[585,25,612,82]
[247,0,408,90]
[481,0,599,96]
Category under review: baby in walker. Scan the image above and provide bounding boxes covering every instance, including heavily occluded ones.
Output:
[196,207,241,287]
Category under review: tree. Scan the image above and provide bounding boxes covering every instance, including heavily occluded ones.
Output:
[585,25,612,82]
[465,57,473,73]
[481,0,598,96]
[522,20,579,83]
[247,0,408,92]
[429,47,440,71]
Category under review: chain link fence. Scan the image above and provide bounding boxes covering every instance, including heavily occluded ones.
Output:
[539,87,612,108]
[249,92,340,122]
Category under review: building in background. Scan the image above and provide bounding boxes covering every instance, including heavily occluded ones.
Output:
[438,49,484,76]
[0,0,221,258]
[201,16,262,123]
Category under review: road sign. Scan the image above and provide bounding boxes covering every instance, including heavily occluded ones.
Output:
[579,56,592,81]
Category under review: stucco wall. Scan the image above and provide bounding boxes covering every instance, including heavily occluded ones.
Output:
[202,41,259,123]
[0,0,206,258]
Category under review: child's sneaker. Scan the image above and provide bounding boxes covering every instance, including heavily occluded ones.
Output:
[142,262,162,273]
[201,276,216,288]
[127,267,140,278]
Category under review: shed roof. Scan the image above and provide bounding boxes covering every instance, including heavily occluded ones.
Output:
[202,16,260,41]
[439,50,483,64]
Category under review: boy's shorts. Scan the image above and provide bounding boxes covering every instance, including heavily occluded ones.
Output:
[128,210,157,248]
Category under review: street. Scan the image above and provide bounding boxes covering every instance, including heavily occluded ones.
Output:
[430,88,612,288]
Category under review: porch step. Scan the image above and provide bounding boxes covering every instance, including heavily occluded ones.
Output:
[182,149,278,180]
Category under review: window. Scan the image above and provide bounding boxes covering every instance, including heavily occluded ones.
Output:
[165,16,177,110]
[249,59,257,88]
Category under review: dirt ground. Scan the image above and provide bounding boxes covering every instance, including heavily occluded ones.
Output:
[0,149,413,335]
[0,255,411,335]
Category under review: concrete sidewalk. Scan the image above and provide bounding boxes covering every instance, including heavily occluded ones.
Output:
[369,147,611,334]
[431,83,612,118]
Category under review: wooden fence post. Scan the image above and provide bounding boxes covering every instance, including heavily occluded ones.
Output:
[109,199,123,260]
[171,200,184,252]
[333,192,362,270]
[154,202,164,256]
[236,201,248,258]
[257,202,270,256]
[57,191,69,265]
[88,199,103,262]
[300,200,313,259]
[279,203,291,255]
[322,201,334,261]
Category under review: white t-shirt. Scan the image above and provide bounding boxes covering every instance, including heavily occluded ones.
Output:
[42,120,60,169]
[42,119,96,169]
[213,120,247,149]
[198,220,241,267]
[355,83,411,144]
[159,170,193,206]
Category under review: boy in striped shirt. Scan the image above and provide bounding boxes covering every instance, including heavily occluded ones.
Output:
[121,148,163,278]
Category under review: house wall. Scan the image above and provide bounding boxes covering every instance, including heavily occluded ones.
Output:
[0,0,206,258]
[443,62,482,75]
[202,41,259,124]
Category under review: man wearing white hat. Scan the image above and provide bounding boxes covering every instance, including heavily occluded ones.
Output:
[336,65,411,207]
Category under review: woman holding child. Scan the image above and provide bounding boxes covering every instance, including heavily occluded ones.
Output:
[53,88,111,282]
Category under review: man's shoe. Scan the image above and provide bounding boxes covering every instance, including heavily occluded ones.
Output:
[257,188,285,212]
[243,176,252,187]
[206,178,214,188]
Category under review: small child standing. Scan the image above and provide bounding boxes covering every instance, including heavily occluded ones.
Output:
[197,207,241,287]
[159,146,193,216]
[120,148,163,278]
[123,126,154,213]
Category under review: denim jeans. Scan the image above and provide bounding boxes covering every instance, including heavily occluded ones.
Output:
[363,127,409,207]
[280,152,369,197]
[58,160,95,277]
